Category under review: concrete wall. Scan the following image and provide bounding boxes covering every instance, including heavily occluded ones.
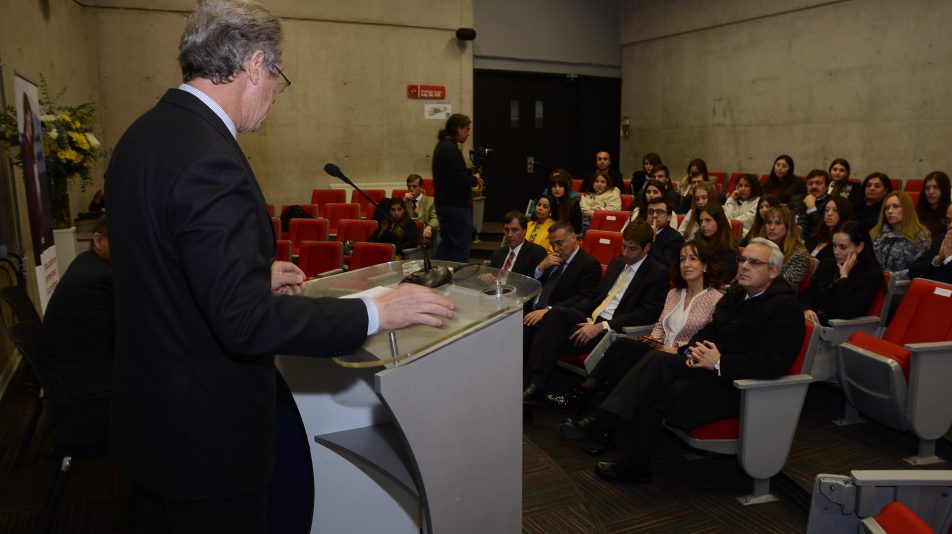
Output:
[619,0,952,180]
[474,0,620,77]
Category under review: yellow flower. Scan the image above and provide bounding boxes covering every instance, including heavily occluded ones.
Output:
[57,148,83,164]
[68,131,90,150]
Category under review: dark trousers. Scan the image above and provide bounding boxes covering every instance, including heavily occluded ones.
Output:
[523,307,604,389]
[598,349,738,470]
[586,337,655,407]
[435,205,472,262]
[135,485,268,534]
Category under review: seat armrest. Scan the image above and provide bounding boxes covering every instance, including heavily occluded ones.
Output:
[734,374,814,389]
[905,341,952,439]
[826,316,879,329]
[621,324,654,337]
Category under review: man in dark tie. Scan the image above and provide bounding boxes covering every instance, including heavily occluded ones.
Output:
[646,198,684,268]
[523,220,668,400]
[489,211,547,278]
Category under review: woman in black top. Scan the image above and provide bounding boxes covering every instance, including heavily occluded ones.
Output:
[629,152,662,198]
[916,171,951,235]
[854,172,893,231]
[805,195,857,262]
[548,171,583,231]
[695,204,739,281]
[800,220,884,326]
[763,154,805,204]
[432,113,481,262]
[370,198,419,258]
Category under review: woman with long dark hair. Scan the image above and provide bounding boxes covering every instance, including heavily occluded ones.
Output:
[630,152,662,197]
[723,173,763,239]
[854,172,894,231]
[762,154,805,204]
[695,204,739,280]
[369,198,419,258]
[547,170,583,231]
[432,113,481,261]
[800,220,884,326]
[828,158,862,205]
[805,195,857,261]
[916,171,951,235]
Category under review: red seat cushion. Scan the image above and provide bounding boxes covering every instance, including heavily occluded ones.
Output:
[847,331,912,382]
[873,502,934,534]
[559,353,586,370]
[687,418,739,440]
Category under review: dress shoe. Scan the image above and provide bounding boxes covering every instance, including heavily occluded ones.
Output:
[559,415,600,441]
[594,461,651,483]
[544,386,593,412]
[522,384,542,403]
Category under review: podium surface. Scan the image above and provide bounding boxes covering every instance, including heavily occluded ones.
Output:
[276,261,538,533]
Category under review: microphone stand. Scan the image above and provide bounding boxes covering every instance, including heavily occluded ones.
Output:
[323,164,452,288]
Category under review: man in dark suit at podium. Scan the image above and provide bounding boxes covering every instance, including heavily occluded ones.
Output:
[490,211,547,278]
[523,220,668,399]
[104,2,454,531]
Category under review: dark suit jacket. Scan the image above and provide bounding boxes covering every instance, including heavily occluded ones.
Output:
[528,247,602,311]
[40,250,113,403]
[563,255,668,331]
[490,241,547,278]
[105,89,369,500]
[650,226,684,268]
[909,230,952,284]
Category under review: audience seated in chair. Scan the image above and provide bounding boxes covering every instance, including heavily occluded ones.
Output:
[908,203,952,284]
[804,195,856,262]
[644,198,684,268]
[39,216,113,454]
[579,150,623,195]
[796,169,832,242]
[623,180,677,232]
[763,205,810,288]
[546,239,724,418]
[579,173,622,235]
[762,154,805,205]
[694,204,739,281]
[871,191,931,282]
[402,173,439,243]
[678,181,719,240]
[800,220,884,326]
[547,169,583,232]
[854,172,894,232]
[526,195,557,253]
[738,194,781,247]
[369,198,418,258]
[915,171,951,235]
[629,152,662,199]
[489,211,547,278]
[522,220,668,402]
[559,238,804,484]
[723,173,762,239]
[674,158,710,214]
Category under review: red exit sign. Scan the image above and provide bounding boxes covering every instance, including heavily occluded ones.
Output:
[407,84,446,99]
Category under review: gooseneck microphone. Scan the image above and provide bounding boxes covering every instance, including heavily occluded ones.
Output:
[323,163,452,288]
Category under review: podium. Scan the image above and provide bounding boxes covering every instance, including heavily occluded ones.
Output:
[275,261,540,533]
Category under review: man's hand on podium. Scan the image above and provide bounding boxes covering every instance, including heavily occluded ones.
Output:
[375,284,455,330]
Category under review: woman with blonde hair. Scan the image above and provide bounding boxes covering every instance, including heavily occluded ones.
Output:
[763,205,810,287]
[871,191,931,281]
[678,181,720,240]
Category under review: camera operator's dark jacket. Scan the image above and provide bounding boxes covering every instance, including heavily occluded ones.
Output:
[432,137,477,208]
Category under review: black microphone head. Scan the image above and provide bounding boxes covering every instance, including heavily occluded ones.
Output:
[323,163,341,178]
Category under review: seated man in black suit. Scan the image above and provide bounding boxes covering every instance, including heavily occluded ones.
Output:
[797,169,831,239]
[489,210,548,278]
[561,238,804,483]
[645,198,684,268]
[523,220,667,400]
[909,203,952,284]
[39,216,114,454]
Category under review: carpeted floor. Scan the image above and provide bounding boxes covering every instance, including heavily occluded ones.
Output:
[1,370,949,533]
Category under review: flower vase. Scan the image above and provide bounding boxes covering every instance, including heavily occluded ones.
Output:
[48,171,72,230]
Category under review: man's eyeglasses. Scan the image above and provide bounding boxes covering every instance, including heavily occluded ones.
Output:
[736,256,769,267]
[274,66,291,94]
[645,208,668,216]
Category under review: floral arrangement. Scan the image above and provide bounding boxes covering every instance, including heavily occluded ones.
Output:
[0,77,106,227]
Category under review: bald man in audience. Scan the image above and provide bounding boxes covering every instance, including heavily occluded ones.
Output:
[561,238,804,483]
[489,211,547,278]
[522,220,668,401]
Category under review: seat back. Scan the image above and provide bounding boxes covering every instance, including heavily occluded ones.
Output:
[422,179,435,196]
[725,172,744,194]
[288,218,329,246]
[709,171,727,192]
[883,279,952,346]
[730,219,743,241]
[589,211,630,232]
[579,230,623,267]
[350,242,395,270]
[620,194,635,210]
[1,286,42,327]
[788,319,815,375]
[281,203,318,219]
[336,219,377,243]
[572,179,583,192]
[390,189,410,202]
[906,191,920,205]
[324,203,362,235]
[350,189,386,219]
[797,256,818,295]
[271,217,281,242]
[275,239,292,262]
[310,188,345,210]
[267,203,275,217]
[297,241,342,278]
[902,179,924,192]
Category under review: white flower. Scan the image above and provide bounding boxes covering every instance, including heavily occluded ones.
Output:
[85,133,101,149]
[47,129,59,140]
[40,114,57,123]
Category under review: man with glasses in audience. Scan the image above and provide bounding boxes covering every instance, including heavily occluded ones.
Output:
[105,1,453,530]
[561,238,804,483]
[402,173,439,242]
[645,198,684,268]
[909,205,952,284]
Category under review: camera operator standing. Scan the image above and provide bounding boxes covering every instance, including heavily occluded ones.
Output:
[433,113,483,262]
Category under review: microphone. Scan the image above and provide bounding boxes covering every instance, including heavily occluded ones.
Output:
[323,163,452,288]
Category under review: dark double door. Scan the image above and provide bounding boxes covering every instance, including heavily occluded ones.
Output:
[473,70,621,223]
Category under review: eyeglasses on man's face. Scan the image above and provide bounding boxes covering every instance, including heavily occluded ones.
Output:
[736,255,769,268]
[274,65,291,94]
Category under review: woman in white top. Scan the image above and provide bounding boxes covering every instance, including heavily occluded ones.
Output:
[580,174,622,234]
[678,181,720,240]
[544,240,725,412]
[722,173,762,238]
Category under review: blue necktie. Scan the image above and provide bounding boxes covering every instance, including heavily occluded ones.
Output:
[535,263,565,309]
